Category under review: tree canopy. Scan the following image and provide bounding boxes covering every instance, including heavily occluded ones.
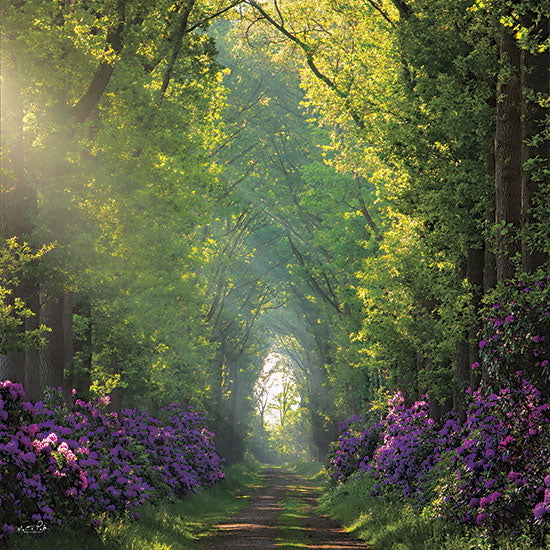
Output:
[1,0,548,464]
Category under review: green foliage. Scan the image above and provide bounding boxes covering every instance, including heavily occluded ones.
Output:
[478,272,550,390]
[0,239,50,354]
[2,0,548,514]
[267,407,312,462]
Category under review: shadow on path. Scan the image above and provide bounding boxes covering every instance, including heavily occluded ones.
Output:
[204,468,368,550]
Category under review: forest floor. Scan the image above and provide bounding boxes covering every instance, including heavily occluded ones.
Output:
[204,468,368,550]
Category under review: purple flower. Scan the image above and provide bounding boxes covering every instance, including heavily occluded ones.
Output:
[534,502,548,521]
[484,479,495,490]
[476,512,488,525]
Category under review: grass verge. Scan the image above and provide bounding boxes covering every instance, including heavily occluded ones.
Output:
[8,463,265,550]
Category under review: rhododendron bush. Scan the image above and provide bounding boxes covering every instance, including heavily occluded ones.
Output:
[0,384,224,540]
[328,415,383,483]
[328,280,550,544]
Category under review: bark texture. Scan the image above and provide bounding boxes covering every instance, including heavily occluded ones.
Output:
[521,18,550,272]
[39,290,65,389]
[495,29,522,283]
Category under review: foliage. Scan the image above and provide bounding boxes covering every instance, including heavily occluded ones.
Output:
[267,406,312,462]
[327,415,383,484]
[431,376,549,535]
[477,275,550,391]
[9,462,264,550]
[2,2,549,546]
[320,472,541,550]
[0,239,50,354]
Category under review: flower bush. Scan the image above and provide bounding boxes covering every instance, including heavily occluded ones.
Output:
[371,394,460,502]
[328,279,550,545]
[0,382,224,540]
[478,276,549,392]
[434,375,550,531]
[120,404,224,499]
[328,415,383,483]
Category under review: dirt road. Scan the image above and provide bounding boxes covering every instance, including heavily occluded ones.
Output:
[204,469,367,550]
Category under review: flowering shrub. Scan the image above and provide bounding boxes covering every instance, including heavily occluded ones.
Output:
[435,374,550,532]
[160,403,225,488]
[330,384,549,540]
[478,276,549,392]
[369,393,434,499]
[120,405,224,499]
[329,397,461,502]
[328,279,550,545]
[0,382,224,540]
[328,415,382,483]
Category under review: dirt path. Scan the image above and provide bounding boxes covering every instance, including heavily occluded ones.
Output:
[204,468,367,550]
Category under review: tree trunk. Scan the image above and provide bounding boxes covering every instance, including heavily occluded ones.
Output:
[0,58,26,241]
[0,350,25,383]
[429,397,441,423]
[521,17,550,272]
[62,291,74,402]
[467,247,485,390]
[226,360,242,464]
[24,282,41,400]
[74,299,92,399]
[495,28,522,283]
[108,352,122,413]
[0,278,26,384]
[39,289,65,389]
[454,259,470,419]
[0,63,29,385]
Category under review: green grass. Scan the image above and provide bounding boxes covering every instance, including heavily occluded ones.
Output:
[276,495,309,549]
[319,475,548,550]
[8,463,266,550]
[286,460,326,479]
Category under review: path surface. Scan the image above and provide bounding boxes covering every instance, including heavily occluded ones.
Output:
[204,469,367,550]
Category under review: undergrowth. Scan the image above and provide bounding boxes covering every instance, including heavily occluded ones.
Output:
[8,463,264,550]
[319,473,547,550]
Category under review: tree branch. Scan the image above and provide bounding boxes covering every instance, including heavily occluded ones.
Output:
[246,0,365,128]
[355,176,382,241]
[364,0,396,28]
[72,1,126,123]
[158,1,198,101]
[186,0,248,33]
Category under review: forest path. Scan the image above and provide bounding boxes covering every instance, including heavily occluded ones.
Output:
[204,468,368,550]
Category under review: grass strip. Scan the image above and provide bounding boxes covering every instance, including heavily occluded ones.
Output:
[9,463,265,550]
[276,495,309,549]
[275,464,325,550]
